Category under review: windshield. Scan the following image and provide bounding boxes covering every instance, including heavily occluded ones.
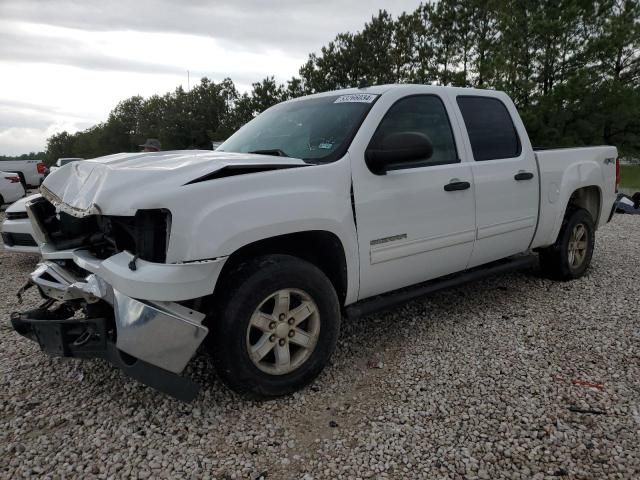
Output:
[218,93,379,163]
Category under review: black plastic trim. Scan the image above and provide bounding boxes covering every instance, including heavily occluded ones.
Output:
[6,211,29,220]
[345,255,537,318]
[184,164,310,185]
[607,200,617,222]
[514,172,534,181]
[444,181,471,191]
[2,231,37,247]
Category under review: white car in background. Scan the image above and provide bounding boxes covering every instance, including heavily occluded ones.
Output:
[0,171,25,206]
[1,194,39,253]
[49,157,84,174]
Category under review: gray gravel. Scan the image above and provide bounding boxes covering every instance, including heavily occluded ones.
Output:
[1,211,639,479]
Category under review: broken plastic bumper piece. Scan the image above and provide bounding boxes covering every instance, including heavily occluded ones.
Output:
[11,261,209,401]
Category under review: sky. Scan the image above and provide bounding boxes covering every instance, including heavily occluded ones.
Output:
[0,0,423,156]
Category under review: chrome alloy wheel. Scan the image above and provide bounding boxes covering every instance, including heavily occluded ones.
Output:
[246,289,320,375]
[568,223,588,268]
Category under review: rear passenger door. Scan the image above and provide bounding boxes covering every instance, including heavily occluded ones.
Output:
[455,95,539,267]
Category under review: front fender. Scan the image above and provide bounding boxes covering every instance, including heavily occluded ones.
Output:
[165,158,360,304]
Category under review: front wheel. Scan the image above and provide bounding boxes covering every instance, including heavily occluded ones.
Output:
[539,207,595,280]
[208,254,341,398]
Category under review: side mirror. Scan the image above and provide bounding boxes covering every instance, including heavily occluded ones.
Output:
[365,131,433,175]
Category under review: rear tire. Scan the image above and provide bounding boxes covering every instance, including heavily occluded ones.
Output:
[539,207,595,280]
[208,254,341,398]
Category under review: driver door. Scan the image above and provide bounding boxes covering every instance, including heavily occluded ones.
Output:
[351,93,476,300]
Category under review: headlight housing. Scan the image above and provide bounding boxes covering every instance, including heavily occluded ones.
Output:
[98,209,172,262]
[29,197,172,263]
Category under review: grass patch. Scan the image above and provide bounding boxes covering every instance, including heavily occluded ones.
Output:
[620,164,640,190]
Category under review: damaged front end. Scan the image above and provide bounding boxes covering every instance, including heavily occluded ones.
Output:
[31,186,172,263]
[11,195,215,402]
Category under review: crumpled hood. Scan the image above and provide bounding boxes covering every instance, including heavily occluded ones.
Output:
[41,150,307,216]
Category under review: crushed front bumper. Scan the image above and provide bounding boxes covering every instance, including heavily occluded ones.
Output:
[11,312,200,402]
[11,261,210,401]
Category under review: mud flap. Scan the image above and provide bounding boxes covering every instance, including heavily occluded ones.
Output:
[105,343,201,402]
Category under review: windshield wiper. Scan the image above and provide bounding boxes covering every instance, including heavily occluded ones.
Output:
[248,149,289,157]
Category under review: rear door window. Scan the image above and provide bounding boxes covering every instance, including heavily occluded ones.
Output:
[456,96,521,161]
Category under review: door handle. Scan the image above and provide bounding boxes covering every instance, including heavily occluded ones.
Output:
[514,171,534,181]
[444,180,471,192]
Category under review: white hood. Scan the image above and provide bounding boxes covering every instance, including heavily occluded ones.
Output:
[42,150,307,216]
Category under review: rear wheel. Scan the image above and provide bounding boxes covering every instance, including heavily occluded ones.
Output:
[539,207,595,280]
[208,254,341,398]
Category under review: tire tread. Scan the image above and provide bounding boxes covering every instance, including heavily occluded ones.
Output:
[539,207,595,281]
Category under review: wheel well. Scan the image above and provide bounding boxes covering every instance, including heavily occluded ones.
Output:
[567,186,601,227]
[218,231,348,304]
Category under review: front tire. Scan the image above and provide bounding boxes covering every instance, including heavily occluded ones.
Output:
[208,254,341,398]
[539,207,595,280]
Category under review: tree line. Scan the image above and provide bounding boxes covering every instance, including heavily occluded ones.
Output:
[5,0,639,165]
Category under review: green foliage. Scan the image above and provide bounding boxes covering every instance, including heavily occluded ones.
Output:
[299,0,640,155]
[620,164,640,190]
[46,131,76,165]
[0,152,46,162]
[33,0,640,160]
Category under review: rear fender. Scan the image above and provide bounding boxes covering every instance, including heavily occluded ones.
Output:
[547,161,603,245]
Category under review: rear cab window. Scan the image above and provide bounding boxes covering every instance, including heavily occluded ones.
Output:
[456,96,521,161]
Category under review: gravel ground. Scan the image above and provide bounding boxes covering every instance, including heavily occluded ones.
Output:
[1,212,639,480]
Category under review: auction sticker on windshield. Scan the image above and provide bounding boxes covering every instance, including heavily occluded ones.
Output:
[334,93,378,103]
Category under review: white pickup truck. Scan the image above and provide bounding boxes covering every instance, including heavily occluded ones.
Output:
[12,85,618,401]
[0,159,46,188]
